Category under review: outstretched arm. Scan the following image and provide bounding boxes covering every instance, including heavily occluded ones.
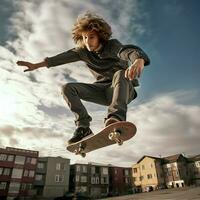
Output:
[17,48,81,72]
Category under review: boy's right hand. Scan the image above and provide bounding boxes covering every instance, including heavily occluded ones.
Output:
[16,61,38,72]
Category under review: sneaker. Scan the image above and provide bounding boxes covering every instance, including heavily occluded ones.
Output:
[68,127,93,144]
[105,117,120,127]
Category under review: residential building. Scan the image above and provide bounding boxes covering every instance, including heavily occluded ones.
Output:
[109,166,133,196]
[163,154,190,188]
[187,154,200,186]
[70,162,109,198]
[34,156,70,198]
[132,156,165,192]
[0,147,39,200]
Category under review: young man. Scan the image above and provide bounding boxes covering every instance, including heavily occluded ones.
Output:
[17,13,150,144]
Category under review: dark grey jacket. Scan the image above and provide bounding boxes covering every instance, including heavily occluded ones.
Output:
[45,39,150,85]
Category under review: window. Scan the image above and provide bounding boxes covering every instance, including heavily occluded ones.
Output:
[0,182,7,190]
[0,168,3,175]
[102,167,108,175]
[31,158,37,165]
[96,177,99,184]
[166,163,171,168]
[56,163,61,170]
[114,169,118,175]
[147,174,152,179]
[21,183,32,190]
[35,174,43,181]
[82,165,87,173]
[0,154,7,161]
[91,177,95,184]
[11,168,23,179]
[37,162,45,169]
[151,163,153,168]
[81,176,87,183]
[15,156,25,165]
[3,168,11,176]
[195,161,200,168]
[101,177,108,184]
[56,163,66,171]
[26,157,32,163]
[55,174,64,182]
[26,184,32,189]
[29,170,35,177]
[24,170,29,177]
[76,165,81,172]
[125,169,129,176]
[26,157,37,165]
[23,170,35,177]
[139,176,144,181]
[7,155,14,162]
[125,177,129,184]
[133,168,137,173]
[75,175,80,182]
[60,163,65,170]
[8,182,20,194]
[91,176,101,184]
[21,183,26,191]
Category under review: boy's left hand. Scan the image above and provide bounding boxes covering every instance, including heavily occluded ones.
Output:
[125,58,144,80]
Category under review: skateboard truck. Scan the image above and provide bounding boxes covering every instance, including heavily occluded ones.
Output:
[74,143,86,158]
[108,129,123,145]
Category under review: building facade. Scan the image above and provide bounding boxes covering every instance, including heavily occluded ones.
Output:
[132,156,165,192]
[0,147,39,200]
[162,154,190,188]
[34,156,70,198]
[188,155,200,186]
[131,154,199,191]
[109,166,133,196]
[70,163,109,198]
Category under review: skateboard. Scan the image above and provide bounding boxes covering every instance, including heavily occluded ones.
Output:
[66,121,136,157]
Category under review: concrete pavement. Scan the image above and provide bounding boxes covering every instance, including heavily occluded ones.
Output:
[101,186,200,200]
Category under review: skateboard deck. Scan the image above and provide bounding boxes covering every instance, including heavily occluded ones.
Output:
[66,121,136,157]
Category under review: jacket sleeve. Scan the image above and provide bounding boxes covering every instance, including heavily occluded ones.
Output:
[45,48,81,68]
[111,39,150,66]
[118,44,150,66]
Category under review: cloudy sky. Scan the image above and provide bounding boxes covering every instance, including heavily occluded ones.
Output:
[0,0,199,167]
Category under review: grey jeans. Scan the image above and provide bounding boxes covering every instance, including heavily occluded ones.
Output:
[61,70,137,127]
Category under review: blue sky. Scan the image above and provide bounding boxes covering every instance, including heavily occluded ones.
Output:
[135,0,200,102]
[0,0,199,166]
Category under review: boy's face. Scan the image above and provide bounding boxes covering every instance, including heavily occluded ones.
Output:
[82,31,101,52]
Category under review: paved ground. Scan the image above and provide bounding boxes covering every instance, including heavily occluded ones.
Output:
[101,186,200,200]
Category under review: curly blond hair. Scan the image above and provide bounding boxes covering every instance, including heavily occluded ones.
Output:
[72,12,112,48]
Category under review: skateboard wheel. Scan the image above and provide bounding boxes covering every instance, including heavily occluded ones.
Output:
[81,153,86,158]
[117,139,123,146]
[108,132,114,140]
[74,150,79,155]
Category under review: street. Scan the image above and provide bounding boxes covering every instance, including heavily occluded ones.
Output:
[101,186,200,200]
